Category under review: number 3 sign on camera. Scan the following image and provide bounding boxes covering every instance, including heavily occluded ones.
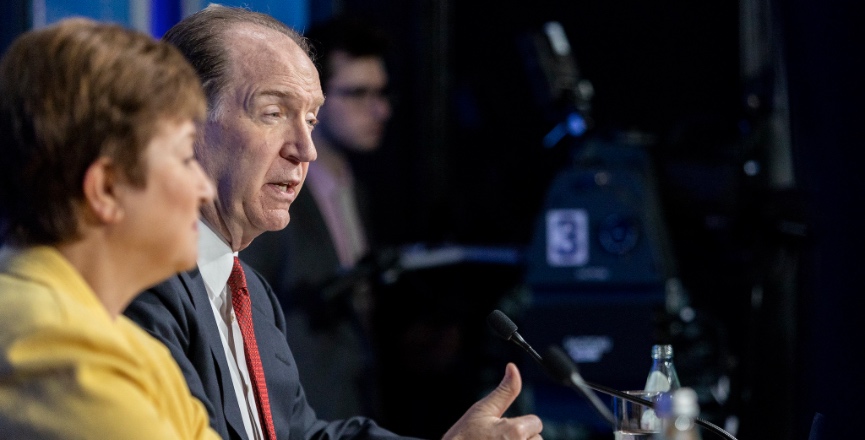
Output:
[546,209,589,267]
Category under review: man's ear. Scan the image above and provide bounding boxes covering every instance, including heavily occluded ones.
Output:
[81,157,124,224]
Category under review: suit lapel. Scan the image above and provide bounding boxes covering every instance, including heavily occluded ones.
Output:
[180,270,249,440]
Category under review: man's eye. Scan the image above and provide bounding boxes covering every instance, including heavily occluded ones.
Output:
[262,107,282,118]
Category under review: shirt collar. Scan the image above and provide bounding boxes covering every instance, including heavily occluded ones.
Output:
[197,220,237,301]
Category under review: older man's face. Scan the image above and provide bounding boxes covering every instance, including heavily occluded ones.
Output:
[198,24,324,250]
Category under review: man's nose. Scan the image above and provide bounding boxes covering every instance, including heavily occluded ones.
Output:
[281,121,317,163]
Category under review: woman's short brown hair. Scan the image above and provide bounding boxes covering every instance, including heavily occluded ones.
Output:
[0,18,206,246]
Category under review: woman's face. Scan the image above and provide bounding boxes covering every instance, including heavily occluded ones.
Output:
[115,119,214,279]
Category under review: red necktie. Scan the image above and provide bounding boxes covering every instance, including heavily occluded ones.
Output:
[228,257,277,440]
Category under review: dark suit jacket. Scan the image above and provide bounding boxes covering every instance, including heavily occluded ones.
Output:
[124,260,419,440]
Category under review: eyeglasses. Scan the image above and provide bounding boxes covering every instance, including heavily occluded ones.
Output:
[329,86,393,105]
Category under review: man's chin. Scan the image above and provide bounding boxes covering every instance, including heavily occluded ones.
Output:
[261,212,291,232]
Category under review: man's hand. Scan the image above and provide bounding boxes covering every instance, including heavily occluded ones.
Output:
[442,362,543,440]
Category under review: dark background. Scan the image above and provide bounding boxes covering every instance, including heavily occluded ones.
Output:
[315,1,865,439]
[3,0,864,439]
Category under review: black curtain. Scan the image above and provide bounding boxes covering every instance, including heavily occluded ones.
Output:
[782,0,865,438]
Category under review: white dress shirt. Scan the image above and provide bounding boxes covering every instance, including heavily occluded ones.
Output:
[197,221,264,440]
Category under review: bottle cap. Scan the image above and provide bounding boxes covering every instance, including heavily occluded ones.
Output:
[652,344,674,359]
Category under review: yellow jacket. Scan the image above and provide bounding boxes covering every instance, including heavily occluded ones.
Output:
[0,246,220,439]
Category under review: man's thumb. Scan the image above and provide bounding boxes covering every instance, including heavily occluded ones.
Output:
[478,362,522,417]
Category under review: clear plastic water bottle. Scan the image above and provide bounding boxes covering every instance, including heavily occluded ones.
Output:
[645,344,681,393]
[654,388,702,440]
[637,344,681,436]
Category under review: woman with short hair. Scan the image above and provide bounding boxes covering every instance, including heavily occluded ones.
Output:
[0,18,220,439]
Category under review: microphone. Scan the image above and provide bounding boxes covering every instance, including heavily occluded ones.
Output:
[487,310,614,425]
[543,344,616,426]
[486,309,543,365]
[485,309,739,440]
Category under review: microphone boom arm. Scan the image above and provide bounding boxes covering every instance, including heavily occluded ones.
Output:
[485,310,738,440]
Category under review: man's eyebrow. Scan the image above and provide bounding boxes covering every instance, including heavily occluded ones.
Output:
[254,89,325,108]
[255,89,292,100]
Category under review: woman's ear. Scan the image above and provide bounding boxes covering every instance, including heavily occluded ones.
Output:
[82,157,124,224]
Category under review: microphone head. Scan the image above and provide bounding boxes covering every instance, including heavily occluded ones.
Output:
[487,309,518,341]
[543,345,579,384]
